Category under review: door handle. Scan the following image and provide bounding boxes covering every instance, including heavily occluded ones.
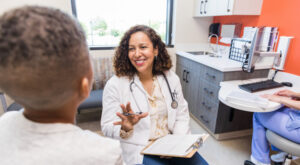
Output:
[200,115,210,123]
[185,71,189,83]
[206,73,216,80]
[202,101,211,111]
[204,0,207,14]
[182,70,186,82]
[227,0,230,12]
[204,88,214,96]
[200,1,204,14]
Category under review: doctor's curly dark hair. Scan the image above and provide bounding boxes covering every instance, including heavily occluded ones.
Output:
[114,25,172,78]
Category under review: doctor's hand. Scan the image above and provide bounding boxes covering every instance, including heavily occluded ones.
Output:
[113,102,148,132]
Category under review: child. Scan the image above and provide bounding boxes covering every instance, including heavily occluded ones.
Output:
[0,6,123,165]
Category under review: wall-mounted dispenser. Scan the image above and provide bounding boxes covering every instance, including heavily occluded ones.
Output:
[209,23,220,37]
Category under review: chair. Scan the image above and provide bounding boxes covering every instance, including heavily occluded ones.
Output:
[77,89,103,114]
[0,92,23,112]
[266,130,300,165]
[1,89,103,114]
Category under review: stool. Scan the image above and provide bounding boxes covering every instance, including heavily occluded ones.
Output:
[78,89,103,114]
[266,130,300,165]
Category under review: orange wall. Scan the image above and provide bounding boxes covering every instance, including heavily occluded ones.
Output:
[213,0,300,76]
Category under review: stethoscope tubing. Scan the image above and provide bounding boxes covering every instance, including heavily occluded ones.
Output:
[161,73,176,103]
[129,72,177,113]
[130,81,150,114]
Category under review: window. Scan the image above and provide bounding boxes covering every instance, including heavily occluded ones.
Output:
[71,0,174,49]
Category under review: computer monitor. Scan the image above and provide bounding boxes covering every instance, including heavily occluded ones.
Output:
[229,27,291,73]
[244,28,264,73]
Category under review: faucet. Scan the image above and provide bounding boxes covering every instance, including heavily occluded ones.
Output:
[208,34,220,57]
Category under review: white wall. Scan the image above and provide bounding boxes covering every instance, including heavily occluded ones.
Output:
[174,0,213,45]
[0,0,213,63]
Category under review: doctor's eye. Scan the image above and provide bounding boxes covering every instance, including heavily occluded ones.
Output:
[128,47,135,51]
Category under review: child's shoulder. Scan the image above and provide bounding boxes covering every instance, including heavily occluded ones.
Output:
[0,111,22,123]
[70,129,122,155]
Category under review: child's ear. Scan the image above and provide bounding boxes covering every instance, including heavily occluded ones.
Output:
[79,77,91,99]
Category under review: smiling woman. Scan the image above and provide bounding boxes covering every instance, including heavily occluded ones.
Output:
[100,25,208,165]
[114,25,172,78]
[71,0,174,49]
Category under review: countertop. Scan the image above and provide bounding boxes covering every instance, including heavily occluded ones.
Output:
[176,51,274,72]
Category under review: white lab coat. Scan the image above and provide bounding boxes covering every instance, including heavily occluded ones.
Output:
[101,70,191,165]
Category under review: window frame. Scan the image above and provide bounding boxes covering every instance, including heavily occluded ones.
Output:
[71,0,174,50]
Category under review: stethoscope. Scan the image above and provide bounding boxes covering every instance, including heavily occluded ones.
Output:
[129,73,178,114]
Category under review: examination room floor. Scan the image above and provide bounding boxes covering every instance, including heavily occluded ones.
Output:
[77,108,300,165]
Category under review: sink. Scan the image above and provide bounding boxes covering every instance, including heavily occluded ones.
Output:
[187,51,215,56]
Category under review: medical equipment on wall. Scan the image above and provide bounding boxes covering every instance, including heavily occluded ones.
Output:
[228,27,293,73]
[128,73,178,116]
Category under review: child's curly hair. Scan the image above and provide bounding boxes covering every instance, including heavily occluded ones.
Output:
[114,25,172,78]
[0,6,90,110]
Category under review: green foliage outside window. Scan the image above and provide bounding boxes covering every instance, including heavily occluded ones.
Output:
[110,29,121,37]
[91,18,107,36]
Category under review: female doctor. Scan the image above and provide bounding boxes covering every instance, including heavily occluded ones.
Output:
[101,25,207,165]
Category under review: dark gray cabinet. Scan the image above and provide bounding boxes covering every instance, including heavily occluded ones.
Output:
[176,55,269,134]
[176,57,202,117]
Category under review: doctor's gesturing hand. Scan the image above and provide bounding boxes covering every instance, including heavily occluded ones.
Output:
[113,102,148,132]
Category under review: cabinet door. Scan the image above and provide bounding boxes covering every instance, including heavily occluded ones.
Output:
[176,55,202,116]
[203,0,217,16]
[184,65,201,116]
[215,0,234,15]
[193,0,204,17]
[175,63,187,98]
[194,0,217,17]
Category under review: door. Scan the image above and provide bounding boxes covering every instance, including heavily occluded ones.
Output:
[194,0,217,17]
[184,66,201,116]
[176,56,202,116]
[215,0,234,15]
[175,62,187,99]
[203,0,217,16]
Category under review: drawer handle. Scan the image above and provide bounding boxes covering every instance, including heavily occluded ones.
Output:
[203,88,214,96]
[182,70,186,81]
[200,115,209,123]
[227,0,230,12]
[202,102,211,111]
[204,0,207,14]
[186,71,189,83]
[206,73,216,79]
[200,1,203,14]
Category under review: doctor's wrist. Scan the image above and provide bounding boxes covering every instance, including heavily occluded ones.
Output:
[120,128,133,139]
[121,125,133,132]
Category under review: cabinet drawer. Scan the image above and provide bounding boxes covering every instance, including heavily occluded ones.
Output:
[200,80,220,101]
[198,97,218,132]
[203,66,223,85]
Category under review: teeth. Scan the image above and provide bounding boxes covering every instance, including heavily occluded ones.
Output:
[136,60,144,64]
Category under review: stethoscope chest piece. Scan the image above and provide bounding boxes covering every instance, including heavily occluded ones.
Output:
[171,100,178,109]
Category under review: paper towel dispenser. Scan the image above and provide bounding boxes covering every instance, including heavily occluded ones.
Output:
[209,23,220,37]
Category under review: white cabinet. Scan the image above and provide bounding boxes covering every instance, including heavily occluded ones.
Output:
[194,0,263,17]
[194,0,217,17]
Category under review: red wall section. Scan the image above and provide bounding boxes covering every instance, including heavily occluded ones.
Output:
[213,0,300,76]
